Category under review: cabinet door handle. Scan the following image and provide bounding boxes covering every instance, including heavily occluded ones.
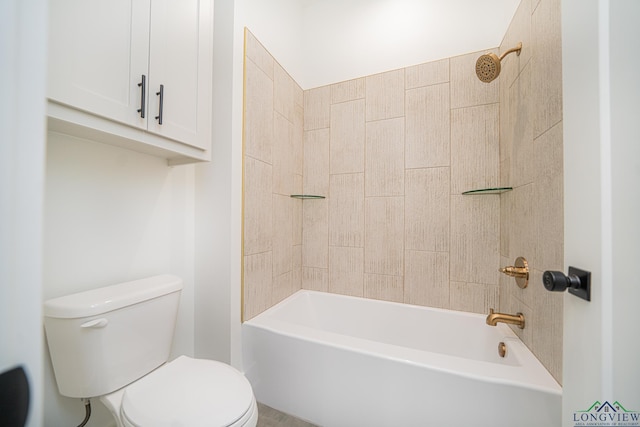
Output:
[137,75,146,118]
[155,84,164,125]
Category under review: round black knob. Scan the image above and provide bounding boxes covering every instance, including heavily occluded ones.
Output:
[543,270,581,292]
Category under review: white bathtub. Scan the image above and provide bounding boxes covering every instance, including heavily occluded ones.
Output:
[242,290,561,427]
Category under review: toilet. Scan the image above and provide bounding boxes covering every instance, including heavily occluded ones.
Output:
[43,274,258,427]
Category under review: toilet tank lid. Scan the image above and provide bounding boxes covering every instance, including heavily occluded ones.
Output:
[44,275,183,319]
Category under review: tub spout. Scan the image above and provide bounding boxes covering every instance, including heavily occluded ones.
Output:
[486,308,525,329]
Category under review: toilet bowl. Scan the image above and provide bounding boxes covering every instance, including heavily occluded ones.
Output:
[43,275,258,427]
[100,356,258,427]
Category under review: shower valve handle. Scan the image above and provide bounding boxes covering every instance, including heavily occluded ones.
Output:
[542,267,591,301]
[543,271,580,292]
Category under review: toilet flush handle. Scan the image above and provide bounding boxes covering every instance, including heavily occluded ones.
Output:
[80,318,109,329]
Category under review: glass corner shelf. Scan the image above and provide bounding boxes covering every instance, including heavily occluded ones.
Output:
[462,187,513,195]
[290,194,325,199]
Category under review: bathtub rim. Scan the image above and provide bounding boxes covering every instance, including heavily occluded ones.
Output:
[243,289,562,396]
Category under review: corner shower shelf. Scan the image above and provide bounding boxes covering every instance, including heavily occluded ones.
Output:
[290,194,325,199]
[462,187,513,195]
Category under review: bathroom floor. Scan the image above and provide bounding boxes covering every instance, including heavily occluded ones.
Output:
[257,402,318,427]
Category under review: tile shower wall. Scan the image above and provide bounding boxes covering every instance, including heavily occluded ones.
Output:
[244,0,563,383]
[243,30,304,320]
[301,55,501,310]
[498,0,563,383]
[244,35,502,319]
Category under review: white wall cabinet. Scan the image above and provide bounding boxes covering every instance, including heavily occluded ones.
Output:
[47,0,212,164]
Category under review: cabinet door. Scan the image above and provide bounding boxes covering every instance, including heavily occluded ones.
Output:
[147,0,212,149]
[48,0,150,128]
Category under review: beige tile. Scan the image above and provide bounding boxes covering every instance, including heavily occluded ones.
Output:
[526,268,551,314]
[243,251,273,320]
[329,246,364,297]
[508,294,533,346]
[450,50,499,109]
[451,104,499,194]
[293,175,303,246]
[450,195,500,286]
[329,173,364,247]
[293,104,304,176]
[291,270,301,303]
[365,118,404,197]
[331,78,365,103]
[274,62,296,122]
[499,53,513,189]
[405,168,450,252]
[272,270,295,306]
[405,83,450,169]
[510,264,540,322]
[517,0,562,380]
[293,244,302,273]
[302,267,328,292]
[365,197,404,276]
[271,271,293,306]
[532,0,563,137]
[244,59,273,164]
[304,86,331,130]
[500,193,531,299]
[450,282,499,314]
[533,122,563,271]
[405,58,449,89]
[499,280,516,320]
[404,250,449,308]
[245,30,273,79]
[365,69,405,121]
[500,146,512,193]
[243,157,272,255]
[272,194,293,277]
[303,128,330,197]
[302,198,328,268]
[505,184,536,276]
[330,100,365,174]
[532,0,542,13]
[502,261,538,314]
[505,63,534,188]
[500,0,532,88]
[294,80,304,108]
[272,112,295,195]
[500,191,512,258]
[498,255,513,312]
[364,274,404,303]
[531,269,563,383]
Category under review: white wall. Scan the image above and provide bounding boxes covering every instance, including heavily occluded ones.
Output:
[240,0,520,89]
[194,0,239,365]
[239,0,306,84]
[0,0,47,425]
[43,133,195,426]
[562,0,603,420]
[562,0,640,424]
[300,0,520,88]
[609,0,640,406]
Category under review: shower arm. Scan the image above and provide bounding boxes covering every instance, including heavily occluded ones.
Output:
[498,42,523,61]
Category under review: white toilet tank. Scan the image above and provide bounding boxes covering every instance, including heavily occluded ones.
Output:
[44,275,183,398]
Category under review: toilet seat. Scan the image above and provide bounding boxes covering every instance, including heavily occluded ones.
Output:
[120,356,256,427]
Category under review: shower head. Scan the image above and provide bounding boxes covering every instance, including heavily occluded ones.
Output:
[475,42,522,83]
[475,53,501,83]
